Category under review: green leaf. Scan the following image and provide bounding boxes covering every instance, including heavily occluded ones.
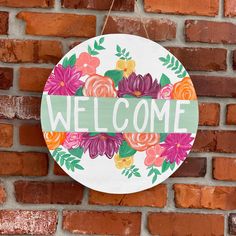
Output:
[128,172,132,178]
[176,64,183,74]
[88,45,93,55]
[115,53,122,57]
[116,45,121,52]
[159,57,166,63]
[170,162,175,170]
[122,48,126,53]
[62,57,69,68]
[104,70,124,87]
[75,87,83,96]
[91,50,99,56]
[119,140,137,158]
[154,168,161,175]
[160,74,171,87]
[89,132,99,136]
[69,54,76,67]
[94,40,99,50]
[99,37,104,44]
[68,147,83,158]
[148,168,154,176]
[106,133,116,137]
[133,172,141,177]
[152,174,158,184]
[123,94,134,98]
[120,57,126,60]
[172,60,179,70]
[162,160,171,173]
[74,163,84,170]
[160,133,168,142]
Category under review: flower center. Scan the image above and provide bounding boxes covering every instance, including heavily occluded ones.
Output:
[176,143,181,148]
[84,63,88,67]
[133,90,142,97]
[60,81,65,87]
[124,68,127,72]
[99,135,107,141]
[122,159,126,162]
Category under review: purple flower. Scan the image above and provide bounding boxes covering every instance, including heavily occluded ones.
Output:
[160,133,194,165]
[62,132,82,150]
[118,73,160,99]
[80,133,123,159]
[44,64,83,95]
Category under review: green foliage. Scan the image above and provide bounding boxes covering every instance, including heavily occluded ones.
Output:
[119,140,137,158]
[121,165,141,178]
[160,73,171,87]
[115,45,132,60]
[87,37,105,55]
[75,87,83,96]
[62,54,76,68]
[104,70,124,87]
[147,165,161,184]
[161,160,175,173]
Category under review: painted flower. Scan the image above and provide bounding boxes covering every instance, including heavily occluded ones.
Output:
[114,154,134,169]
[116,59,135,77]
[158,84,173,99]
[43,132,66,150]
[44,64,83,95]
[118,73,160,99]
[123,133,160,151]
[62,132,82,150]
[160,133,194,164]
[79,133,123,159]
[171,77,197,100]
[83,74,117,97]
[144,144,166,167]
[75,52,100,76]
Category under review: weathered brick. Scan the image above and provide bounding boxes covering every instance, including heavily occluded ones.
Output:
[199,103,220,126]
[225,0,236,17]
[15,181,84,204]
[0,184,6,204]
[144,0,219,16]
[103,16,176,42]
[0,123,13,147]
[0,0,54,8]
[174,184,236,210]
[171,157,206,177]
[191,75,236,98]
[167,47,227,71]
[0,67,13,90]
[89,185,167,207]
[62,0,134,11]
[185,20,236,44]
[19,124,45,146]
[226,104,236,124]
[0,210,57,235]
[213,157,236,181]
[229,213,236,235]
[17,12,96,38]
[0,12,8,35]
[233,50,236,70]
[54,162,68,176]
[216,131,236,153]
[0,152,48,176]
[148,212,224,236]
[63,210,141,235]
[19,67,51,92]
[0,39,62,63]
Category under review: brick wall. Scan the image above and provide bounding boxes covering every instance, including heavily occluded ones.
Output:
[0,0,236,235]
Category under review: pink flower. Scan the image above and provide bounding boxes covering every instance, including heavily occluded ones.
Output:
[144,144,166,167]
[62,133,82,150]
[158,84,173,99]
[75,52,100,76]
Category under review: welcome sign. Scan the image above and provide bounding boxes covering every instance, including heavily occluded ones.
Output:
[41,34,198,194]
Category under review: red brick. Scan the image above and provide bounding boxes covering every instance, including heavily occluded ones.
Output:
[19,124,45,146]
[0,151,48,176]
[0,123,13,147]
[63,210,141,235]
[17,12,96,38]
[0,0,54,8]
[0,39,62,63]
[216,131,236,153]
[0,67,13,90]
[15,181,84,204]
[171,157,206,177]
[233,50,236,70]
[19,67,51,92]
[191,75,236,98]
[0,96,40,120]
[62,0,134,11]
[0,12,8,35]
[0,184,6,204]
[185,20,236,44]
[229,213,236,235]
[213,157,236,181]
[168,47,227,71]
[144,0,219,16]
[148,212,224,236]
[174,184,236,210]
[89,185,167,207]
[199,103,220,126]
[103,16,176,42]
[0,210,57,235]
[225,0,236,17]
[54,162,68,176]
[226,104,236,124]
[69,41,81,50]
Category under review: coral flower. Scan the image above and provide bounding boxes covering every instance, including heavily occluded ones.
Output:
[75,52,100,76]
[144,144,165,167]
[172,77,197,100]
[43,132,66,150]
[83,74,117,97]
[62,132,82,150]
[116,59,135,77]
[123,133,160,151]
[158,84,173,99]
[114,154,134,169]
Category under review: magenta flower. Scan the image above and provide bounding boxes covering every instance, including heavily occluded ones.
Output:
[62,132,82,150]
[80,133,123,159]
[118,73,160,99]
[44,64,83,95]
[158,84,173,99]
[160,133,194,165]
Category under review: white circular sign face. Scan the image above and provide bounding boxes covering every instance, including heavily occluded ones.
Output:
[41,34,198,194]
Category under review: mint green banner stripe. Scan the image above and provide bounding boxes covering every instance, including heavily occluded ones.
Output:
[41,94,198,133]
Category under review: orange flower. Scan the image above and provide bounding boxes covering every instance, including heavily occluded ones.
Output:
[43,132,66,150]
[171,77,197,100]
[123,133,160,151]
[83,74,117,97]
